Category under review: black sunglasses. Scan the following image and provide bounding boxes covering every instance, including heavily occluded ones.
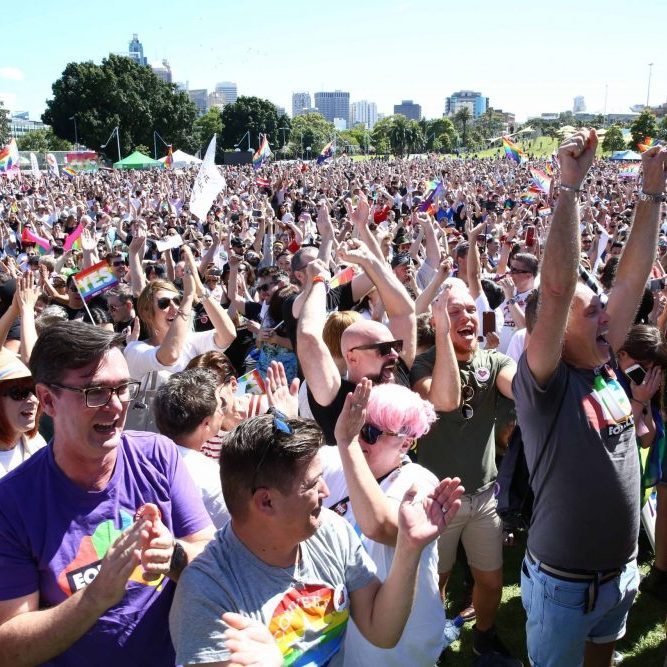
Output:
[156,295,182,310]
[350,339,403,357]
[3,384,36,401]
[360,423,409,445]
[258,283,275,293]
[461,384,474,420]
[509,267,532,275]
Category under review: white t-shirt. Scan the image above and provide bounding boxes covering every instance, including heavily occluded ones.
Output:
[124,329,227,387]
[506,328,528,364]
[0,433,47,479]
[499,288,532,354]
[320,447,445,667]
[175,445,229,529]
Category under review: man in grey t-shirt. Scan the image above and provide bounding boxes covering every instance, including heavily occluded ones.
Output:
[169,410,462,666]
[513,130,667,666]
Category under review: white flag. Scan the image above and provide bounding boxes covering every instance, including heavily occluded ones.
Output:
[189,135,226,221]
[30,153,41,179]
[45,153,59,177]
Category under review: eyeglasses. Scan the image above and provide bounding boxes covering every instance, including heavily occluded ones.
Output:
[48,381,141,408]
[461,384,474,420]
[250,410,292,493]
[350,339,403,357]
[508,267,532,275]
[2,384,36,401]
[360,423,409,445]
[156,295,182,310]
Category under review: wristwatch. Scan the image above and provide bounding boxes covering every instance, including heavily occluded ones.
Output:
[169,540,188,577]
[507,297,518,306]
[639,191,666,203]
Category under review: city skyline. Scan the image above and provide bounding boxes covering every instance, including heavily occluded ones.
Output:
[1,0,665,125]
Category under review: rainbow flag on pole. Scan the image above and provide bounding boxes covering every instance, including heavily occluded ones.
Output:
[502,136,526,165]
[619,164,640,179]
[0,138,20,177]
[530,168,552,195]
[419,180,445,214]
[317,140,335,165]
[62,165,77,177]
[234,369,266,396]
[638,137,657,153]
[252,135,271,170]
[165,145,174,169]
[72,260,119,301]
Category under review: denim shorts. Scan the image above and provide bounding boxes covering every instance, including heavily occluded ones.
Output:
[521,553,639,667]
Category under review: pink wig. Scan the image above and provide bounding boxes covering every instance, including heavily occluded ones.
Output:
[366,384,437,438]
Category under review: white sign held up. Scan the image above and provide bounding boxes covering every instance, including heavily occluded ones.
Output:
[189,135,226,221]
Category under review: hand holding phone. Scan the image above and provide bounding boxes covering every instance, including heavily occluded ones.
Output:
[625,364,646,385]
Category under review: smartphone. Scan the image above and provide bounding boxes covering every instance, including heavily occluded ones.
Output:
[625,364,646,385]
[648,277,666,292]
[525,226,536,246]
[252,209,262,218]
[482,311,496,336]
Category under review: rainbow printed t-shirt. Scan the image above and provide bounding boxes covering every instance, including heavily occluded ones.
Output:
[170,510,378,667]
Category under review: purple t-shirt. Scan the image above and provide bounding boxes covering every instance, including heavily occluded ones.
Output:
[0,431,212,666]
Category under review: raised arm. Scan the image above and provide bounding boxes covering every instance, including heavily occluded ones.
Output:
[466,221,487,300]
[606,146,667,351]
[526,129,597,387]
[128,228,148,298]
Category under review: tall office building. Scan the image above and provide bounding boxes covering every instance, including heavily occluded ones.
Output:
[393,100,422,121]
[215,82,238,105]
[128,34,147,66]
[573,96,586,113]
[350,100,378,129]
[445,91,489,119]
[151,60,172,83]
[187,89,209,115]
[314,91,350,124]
[208,91,225,110]
[292,92,312,117]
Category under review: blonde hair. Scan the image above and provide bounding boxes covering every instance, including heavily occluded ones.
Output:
[323,311,361,359]
[136,279,179,336]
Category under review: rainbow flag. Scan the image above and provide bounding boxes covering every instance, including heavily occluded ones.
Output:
[256,176,271,188]
[520,190,538,203]
[638,137,656,153]
[62,165,77,177]
[0,138,20,176]
[317,140,335,165]
[329,266,357,289]
[502,136,526,165]
[252,135,271,170]
[538,207,552,217]
[234,369,266,396]
[165,145,174,169]
[419,181,445,214]
[619,164,640,179]
[63,222,84,251]
[72,260,119,301]
[530,168,552,195]
[21,227,51,254]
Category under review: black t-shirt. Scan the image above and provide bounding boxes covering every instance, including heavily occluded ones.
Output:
[307,358,411,445]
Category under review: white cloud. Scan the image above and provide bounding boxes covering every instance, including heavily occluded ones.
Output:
[0,92,17,111]
[0,67,24,81]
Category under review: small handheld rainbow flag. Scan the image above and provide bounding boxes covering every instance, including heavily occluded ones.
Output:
[419,181,445,214]
[502,136,526,165]
[21,228,51,254]
[234,369,266,396]
[165,145,174,169]
[252,135,271,170]
[619,164,640,179]
[329,266,357,289]
[62,165,77,177]
[72,260,119,301]
[0,138,20,176]
[317,140,335,165]
[520,189,540,203]
[63,222,84,251]
[530,168,552,195]
[638,137,656,153]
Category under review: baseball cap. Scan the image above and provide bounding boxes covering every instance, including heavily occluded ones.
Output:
[391,252,412,269]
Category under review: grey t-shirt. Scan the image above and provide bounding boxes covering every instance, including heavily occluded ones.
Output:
[169,509,377,666]
[411,347,514,493]
[512,354,639,571]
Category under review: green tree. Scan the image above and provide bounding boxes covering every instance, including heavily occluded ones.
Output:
[591,114,605,128]
[601,125,626,152]
[0,101,10,147]
[386,115,424,157]
[288,113,334,157]
[425,118,458,152]
[219,97,281,157]
[658,116,667,142]
[16,128,73,152]
[371,117,393,155]
[630,109,658,150]
[133,144,151,156]
[337,130,360,154]
[42,55,198,159]
[193,108,223,154]
[454,107,472,147]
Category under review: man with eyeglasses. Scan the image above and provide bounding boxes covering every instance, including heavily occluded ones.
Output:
[410,285,518,661]
[0,321,215,666]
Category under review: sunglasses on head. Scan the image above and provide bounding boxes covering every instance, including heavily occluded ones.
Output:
[350,339,403,357]
[360,423,409,445]
[3,384,35,401]
[156,295,182,310]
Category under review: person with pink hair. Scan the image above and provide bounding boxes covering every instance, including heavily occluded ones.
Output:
[318,379,464,667]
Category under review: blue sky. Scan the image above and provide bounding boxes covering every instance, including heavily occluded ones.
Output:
[2,0,665,123]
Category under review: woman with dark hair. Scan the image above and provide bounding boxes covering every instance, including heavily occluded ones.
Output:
[0,349,45,479]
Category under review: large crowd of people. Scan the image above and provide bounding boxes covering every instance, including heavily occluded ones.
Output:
[0,129,666,666]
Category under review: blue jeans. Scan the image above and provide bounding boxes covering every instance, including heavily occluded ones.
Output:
[521,553,639,667]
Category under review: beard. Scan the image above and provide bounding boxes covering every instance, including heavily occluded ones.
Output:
[452,336,478,357]
[366,360,398,384]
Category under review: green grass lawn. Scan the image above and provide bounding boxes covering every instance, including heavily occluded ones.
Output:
[438,531,666,666]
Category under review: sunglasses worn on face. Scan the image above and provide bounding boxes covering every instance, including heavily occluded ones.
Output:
[156,295,182,310]
[350,339,403,357]
[509,267,531,275]
[258,283,275,293]
[3,384,36,401]
[360,423,409,445]
[112,261,126,268]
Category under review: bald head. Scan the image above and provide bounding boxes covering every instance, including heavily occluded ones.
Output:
[340,320,394,356]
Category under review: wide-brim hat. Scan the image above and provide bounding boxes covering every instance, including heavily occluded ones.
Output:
[0,348,32,383]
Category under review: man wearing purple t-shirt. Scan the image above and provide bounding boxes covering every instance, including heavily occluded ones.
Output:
[0,321,215,666]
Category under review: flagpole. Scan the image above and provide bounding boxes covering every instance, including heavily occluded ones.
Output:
[74,281,95,324]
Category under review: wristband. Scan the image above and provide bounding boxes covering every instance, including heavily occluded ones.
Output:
[560,184,582,193]
[312,276,330,291]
